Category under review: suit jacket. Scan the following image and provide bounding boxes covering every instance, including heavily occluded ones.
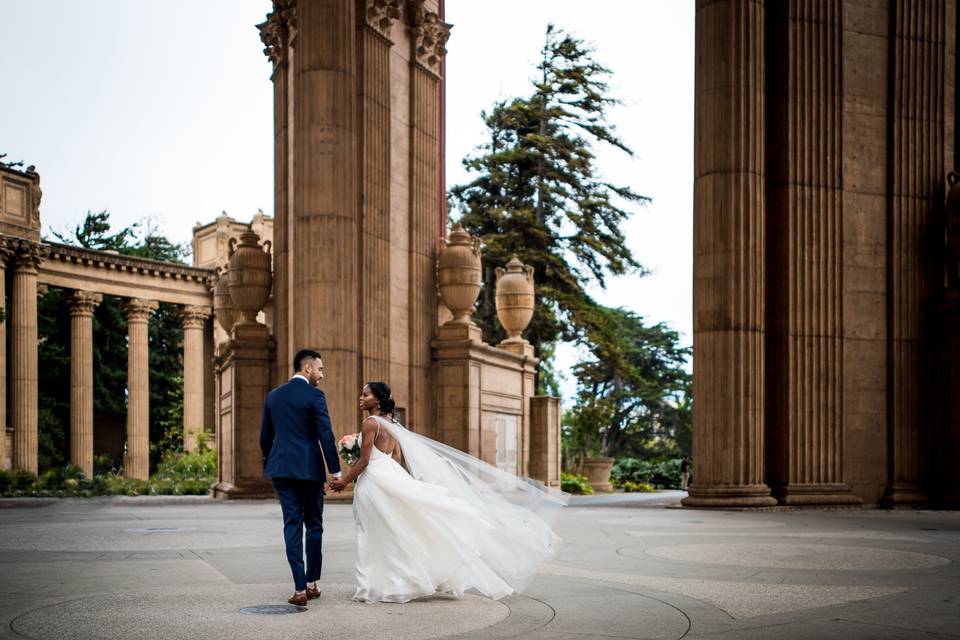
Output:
[260,378,342,482]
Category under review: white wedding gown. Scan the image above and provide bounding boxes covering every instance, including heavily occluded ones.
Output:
[351,416,566,604]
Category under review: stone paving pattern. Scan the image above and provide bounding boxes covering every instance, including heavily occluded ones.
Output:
[0,492,958,639]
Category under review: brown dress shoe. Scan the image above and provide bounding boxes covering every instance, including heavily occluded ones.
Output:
[288,591,308,606]
[306,585,321,600]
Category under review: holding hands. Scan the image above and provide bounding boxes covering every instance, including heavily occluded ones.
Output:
[329,478,347,492]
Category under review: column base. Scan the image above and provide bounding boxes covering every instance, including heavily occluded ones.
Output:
[682,483,778,508]
[880,483,930,508]
[772,483,862,506]
[211,480,274,500]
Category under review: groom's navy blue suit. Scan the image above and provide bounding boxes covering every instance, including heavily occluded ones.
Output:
[260,376,341,592]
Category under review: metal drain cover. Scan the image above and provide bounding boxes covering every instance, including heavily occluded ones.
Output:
[240,605,307,615]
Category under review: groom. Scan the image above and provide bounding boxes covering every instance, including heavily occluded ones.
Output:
[260,348,342,606]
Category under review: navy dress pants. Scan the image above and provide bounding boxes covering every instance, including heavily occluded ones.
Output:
[272,477,325,591]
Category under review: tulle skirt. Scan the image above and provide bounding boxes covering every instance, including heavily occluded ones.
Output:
[351,452,515,603]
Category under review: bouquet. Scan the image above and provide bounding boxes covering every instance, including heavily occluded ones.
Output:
[338,433,361,466]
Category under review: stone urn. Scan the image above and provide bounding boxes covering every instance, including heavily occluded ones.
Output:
[437,224,482,324]
[495,256,535,344]
[213,268,242,333]
[580,457,615,493]
[227,228,272,325]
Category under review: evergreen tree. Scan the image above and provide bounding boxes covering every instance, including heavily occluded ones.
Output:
[563,307,690,460]
[450,25,650,375]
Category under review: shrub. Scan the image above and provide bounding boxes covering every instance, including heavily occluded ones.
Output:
[612,457,683,489]
[561,472,594,495]
[619,480,655,493]
[0,469,13,493]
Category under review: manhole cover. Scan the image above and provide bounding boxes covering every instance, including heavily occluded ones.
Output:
[239,605,306,615]
[122,527,195,533]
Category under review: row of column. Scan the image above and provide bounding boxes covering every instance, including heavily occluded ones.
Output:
[0,240,212,479]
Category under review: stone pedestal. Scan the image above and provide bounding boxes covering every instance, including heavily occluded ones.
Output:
[124,299,157,480]
[10,241,44,474]
[529,396,561,488]
[182,306,212,452]
[69,291,102,478]
[212,323,275,499]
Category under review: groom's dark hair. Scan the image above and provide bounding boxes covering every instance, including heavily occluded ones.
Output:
[293,349,322,372]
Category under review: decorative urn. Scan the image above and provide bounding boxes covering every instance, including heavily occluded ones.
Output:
[437,224,482,324]
[495,256,535,343]
[213,268,242,333]
[227,227,272,325]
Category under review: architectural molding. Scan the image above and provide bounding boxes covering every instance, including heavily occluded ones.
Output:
[257,0,297,67]
[12,240,45,273]
[360,0,401,39]
[182,305,212,329]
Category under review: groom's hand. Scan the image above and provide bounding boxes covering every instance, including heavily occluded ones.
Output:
[329,479,346,492]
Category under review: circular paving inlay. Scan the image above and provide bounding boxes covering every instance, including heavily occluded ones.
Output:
[12,583,511,640]
[641,543,950,570]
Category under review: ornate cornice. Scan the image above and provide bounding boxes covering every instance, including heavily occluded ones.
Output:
[257,0,297,68]
[406,0,450,76]
[125,298,159,323]
[12,239,46,272]
[361,0,401,40]
[182,305,212,329]
[42,241,216,288]
[68,290,103,317]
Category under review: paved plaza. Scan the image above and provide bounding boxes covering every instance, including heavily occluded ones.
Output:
[0,493,958,639]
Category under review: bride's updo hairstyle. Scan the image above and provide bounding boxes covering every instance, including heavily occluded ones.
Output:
[366,381,396,419]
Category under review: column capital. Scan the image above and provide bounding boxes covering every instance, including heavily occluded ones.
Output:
[12,240,46,273]
[182,305,212,329]
[0,238,15,267]
[68,290,103,317]
[257,0,297,68]
[360,0,401,40]
[125,298,158,323]
[406,0,450,76]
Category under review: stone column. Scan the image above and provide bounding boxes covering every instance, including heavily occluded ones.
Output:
[258,0,296,384]
[182,305,212,452]
[683,0,776,507]
[883,0,948,506]
[358,0,398,385]
[68,291,102,478]
[407,3,449,436]
[765,0,859,506]
[529,396,561,487]
[0,240,13,470]
[10,241,44,474]
[294,0,359,439]
[125,298,157,480]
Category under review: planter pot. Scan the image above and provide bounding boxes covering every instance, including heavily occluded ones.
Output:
[580,456,615,493]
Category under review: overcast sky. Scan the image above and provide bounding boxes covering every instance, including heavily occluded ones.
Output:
[0,0,694,401]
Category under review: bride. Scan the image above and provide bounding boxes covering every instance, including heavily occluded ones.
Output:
[328,381,566,603]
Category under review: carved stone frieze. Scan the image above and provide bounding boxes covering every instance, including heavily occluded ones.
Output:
[406,0,450,75]
[68,291,103,317]
[257,0,297,67]
[361,0,401,39]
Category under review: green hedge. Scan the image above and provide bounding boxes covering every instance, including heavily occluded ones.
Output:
[560,472,594,495]
[612,457,684,490]
[0,447,216,498]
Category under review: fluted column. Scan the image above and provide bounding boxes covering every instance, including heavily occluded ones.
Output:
[0,240,13,469]
[884,0,947,506]
[684,0,775,507]
[358,0,397,385]
[10,241,44,474]
[182,305,211,452]
[294,0,359,438]
[407,2,449,436]
[69,291,102,477]
[258,0,296,384]
[765,0,858,505]
[125,298,157,480]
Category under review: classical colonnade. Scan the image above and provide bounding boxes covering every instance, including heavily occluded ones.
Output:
[0,233,216,480]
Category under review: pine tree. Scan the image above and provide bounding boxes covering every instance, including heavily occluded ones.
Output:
[450,25,649,386]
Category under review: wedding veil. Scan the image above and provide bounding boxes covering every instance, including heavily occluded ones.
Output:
[372,415,569,594]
